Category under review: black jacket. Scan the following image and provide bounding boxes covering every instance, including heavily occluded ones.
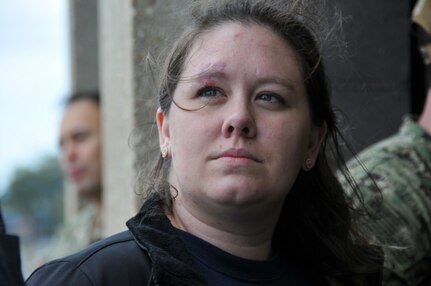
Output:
[26,194,381,286]
[0,234,25,286]
[26,195,207,286]
[1,204,25,286]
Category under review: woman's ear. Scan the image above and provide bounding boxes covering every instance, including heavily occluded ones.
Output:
[156,108,170,149]
[303,122,327,170]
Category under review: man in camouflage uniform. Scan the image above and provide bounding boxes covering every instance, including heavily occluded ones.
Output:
[44,92,103,262]
[340,0,431,284]
[343,115,431,285]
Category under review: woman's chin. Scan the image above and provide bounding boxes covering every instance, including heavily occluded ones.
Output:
[207,186,266,207]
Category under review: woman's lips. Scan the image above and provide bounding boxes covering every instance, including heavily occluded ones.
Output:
[212,148,262,164]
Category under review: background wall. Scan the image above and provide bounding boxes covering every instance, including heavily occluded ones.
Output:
[328,0,412,153]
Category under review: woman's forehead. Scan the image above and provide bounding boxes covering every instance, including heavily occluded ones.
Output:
[181,22,303,85]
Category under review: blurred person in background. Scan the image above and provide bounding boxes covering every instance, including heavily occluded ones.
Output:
[339,0,431,284]
[46,91,103,260]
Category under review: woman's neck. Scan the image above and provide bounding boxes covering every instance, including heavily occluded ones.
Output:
[167,195,282,261]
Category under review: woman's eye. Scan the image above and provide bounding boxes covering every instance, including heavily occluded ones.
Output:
[256,93,284,104]
[197,86,223,98]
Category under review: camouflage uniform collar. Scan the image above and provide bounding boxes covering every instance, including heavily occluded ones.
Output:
[400,115,431,142]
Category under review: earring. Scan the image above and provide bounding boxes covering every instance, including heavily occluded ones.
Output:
[161,144,169,159]
[304,158,313,171]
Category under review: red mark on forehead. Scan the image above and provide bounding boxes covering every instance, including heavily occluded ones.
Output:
[200,62,226,73]
[200,77,216,86]
[198,62,227,85]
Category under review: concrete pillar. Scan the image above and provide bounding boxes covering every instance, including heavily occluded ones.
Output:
[132,0,187,190]
[66,0,99,220]
[99,0,185,235]
[69,0,99,92]
[99,0,136,236]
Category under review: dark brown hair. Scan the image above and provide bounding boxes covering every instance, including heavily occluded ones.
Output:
[65,91,100,107]
[146,0,382,284]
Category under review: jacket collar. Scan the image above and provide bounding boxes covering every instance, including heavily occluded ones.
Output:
[126,193,207,286]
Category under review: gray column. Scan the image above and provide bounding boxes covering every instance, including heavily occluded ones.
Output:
[67,0,99,220]
[99,0,187,236]
[99,0,136,236]
[132,0,187,191]
[69,0,99,91]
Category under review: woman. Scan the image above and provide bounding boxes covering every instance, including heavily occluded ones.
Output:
[27,0,382,285]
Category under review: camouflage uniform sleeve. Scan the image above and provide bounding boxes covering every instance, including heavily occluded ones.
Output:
[44,203,102,262]
[340,117,431,285]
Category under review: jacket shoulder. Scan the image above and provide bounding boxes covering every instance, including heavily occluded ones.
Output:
[26,231,151,286]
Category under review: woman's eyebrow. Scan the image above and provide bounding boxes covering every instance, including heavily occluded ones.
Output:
[194,62,228,80]
[194,71,227,85]
[188,63,297,92]
[254,76,296,92]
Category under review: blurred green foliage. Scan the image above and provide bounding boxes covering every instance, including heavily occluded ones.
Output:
[1,155,64,236]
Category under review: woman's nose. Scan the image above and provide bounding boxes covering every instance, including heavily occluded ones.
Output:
[221,101,257,138]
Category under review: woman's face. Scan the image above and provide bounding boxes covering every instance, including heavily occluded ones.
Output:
[157,22,325,212]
